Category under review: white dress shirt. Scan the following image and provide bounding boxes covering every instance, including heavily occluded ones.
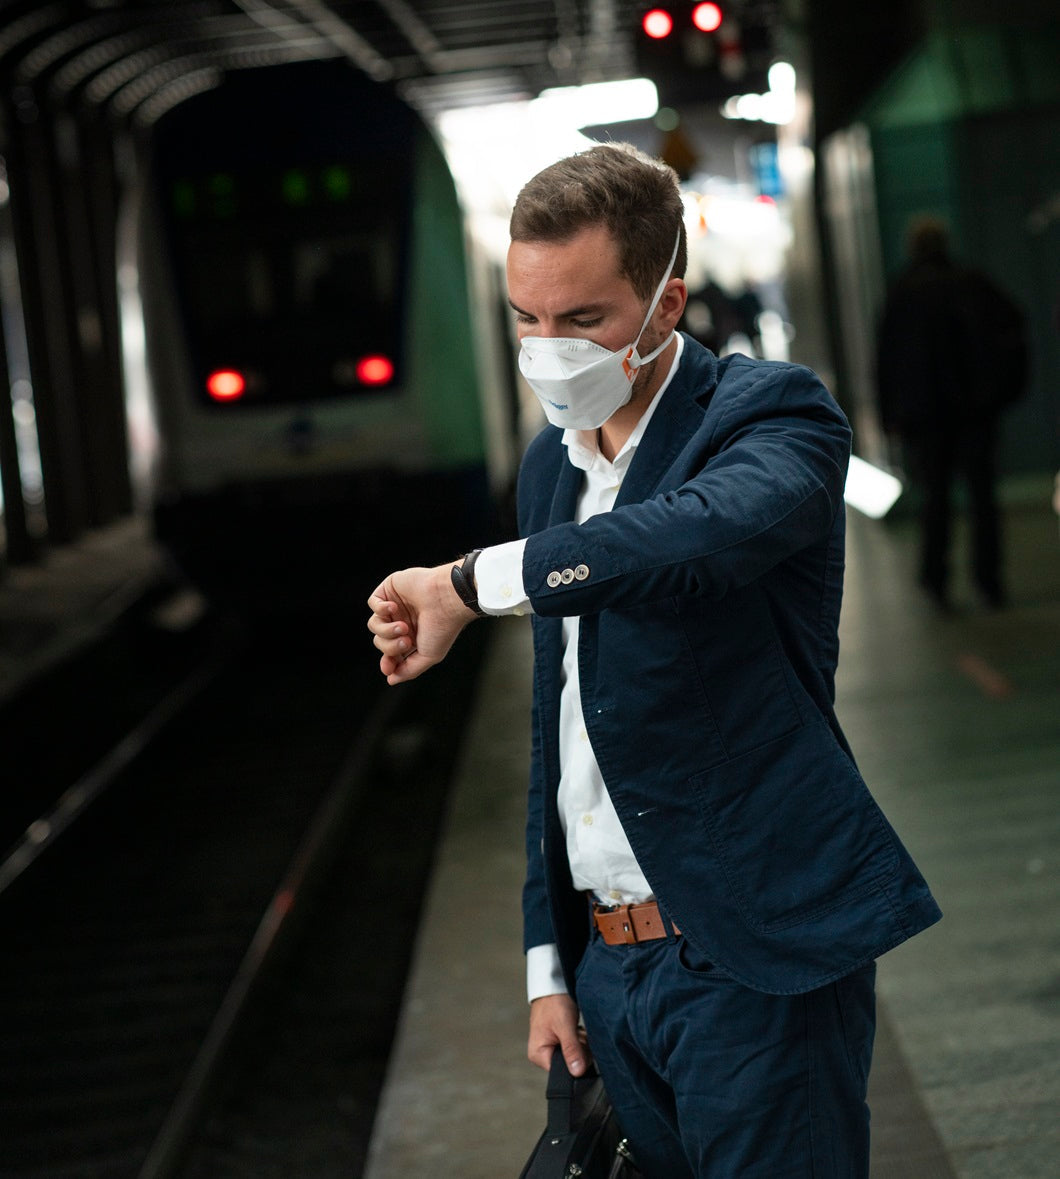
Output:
[475,336,685,1000]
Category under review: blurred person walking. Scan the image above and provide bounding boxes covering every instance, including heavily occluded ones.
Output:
[876,216,1029,609]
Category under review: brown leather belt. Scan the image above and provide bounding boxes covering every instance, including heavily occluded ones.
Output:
[591,900,680,945]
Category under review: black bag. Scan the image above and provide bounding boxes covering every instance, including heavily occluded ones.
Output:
[519,1048,641,1179]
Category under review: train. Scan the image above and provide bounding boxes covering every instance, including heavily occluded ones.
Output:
[126,60,523,607]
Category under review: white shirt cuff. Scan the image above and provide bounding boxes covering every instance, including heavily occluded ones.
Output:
[475,539,532,616]
[527,942,568,1002]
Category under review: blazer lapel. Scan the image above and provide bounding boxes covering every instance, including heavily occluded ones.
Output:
[549,447,583,525]
[615,345,711,508]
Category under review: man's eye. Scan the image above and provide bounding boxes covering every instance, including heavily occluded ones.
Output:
[571,317,602,329]
[514,313,536,325]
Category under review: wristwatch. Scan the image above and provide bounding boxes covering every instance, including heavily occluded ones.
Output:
[450,549,486,617]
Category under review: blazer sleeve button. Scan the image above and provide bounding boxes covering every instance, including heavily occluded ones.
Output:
[574,564,590,580]
[546,571,562,588]
[561,568,575,584]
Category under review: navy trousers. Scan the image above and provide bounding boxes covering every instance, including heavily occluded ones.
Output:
[575,931,876,1178]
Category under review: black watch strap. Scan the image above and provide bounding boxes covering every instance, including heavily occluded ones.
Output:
[451,549,486,617]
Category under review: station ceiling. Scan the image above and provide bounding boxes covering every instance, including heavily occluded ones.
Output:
[0,0,782,127]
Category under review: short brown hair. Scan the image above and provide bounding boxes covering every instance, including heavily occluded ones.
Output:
[509,142,687,300]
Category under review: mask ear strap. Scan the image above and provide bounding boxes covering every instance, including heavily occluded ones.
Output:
[634,229,682,343]
[637,330,674,367]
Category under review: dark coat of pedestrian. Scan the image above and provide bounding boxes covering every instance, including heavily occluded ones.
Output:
[876,216,1029,608]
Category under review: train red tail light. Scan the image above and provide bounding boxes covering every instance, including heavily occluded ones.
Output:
[356,354,395,386]
[642,8,674,38]
[692,2,723,32]
[206,369,246,401]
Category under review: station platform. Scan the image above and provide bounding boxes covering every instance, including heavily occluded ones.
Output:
[1,494,1056,1178]
[0,515,177,706]
[364,494,1060,1179]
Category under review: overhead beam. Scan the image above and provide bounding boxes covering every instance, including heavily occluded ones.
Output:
[236,0,395,81]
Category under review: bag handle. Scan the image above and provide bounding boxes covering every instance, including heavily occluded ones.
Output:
[544,1046,589,1135]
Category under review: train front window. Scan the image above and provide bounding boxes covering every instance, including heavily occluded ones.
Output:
[167,161,409,407]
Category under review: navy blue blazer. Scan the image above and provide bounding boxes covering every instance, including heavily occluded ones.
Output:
[518,334,941,996]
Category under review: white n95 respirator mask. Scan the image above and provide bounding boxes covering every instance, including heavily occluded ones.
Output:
[518,232,681,431]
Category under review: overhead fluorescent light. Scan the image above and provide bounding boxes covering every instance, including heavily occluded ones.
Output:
[531,77,659,127]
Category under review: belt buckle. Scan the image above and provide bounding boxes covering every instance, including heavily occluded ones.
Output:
[615,904,639,945]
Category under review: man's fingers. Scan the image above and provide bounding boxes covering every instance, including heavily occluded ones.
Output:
[371,625,410,652]
[366,603,400,633]
[528,1042,554,1071]
[528,1032,588,1075]
[527,1023,558,1071]
[383,649,432,685]
[366,591,393,616]
[563,1037,590,1077]
[367,591,411,658]
[528,994,587,1074]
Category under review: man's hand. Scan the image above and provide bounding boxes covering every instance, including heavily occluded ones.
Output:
[528,993,590,1076]
[367,563,476,685]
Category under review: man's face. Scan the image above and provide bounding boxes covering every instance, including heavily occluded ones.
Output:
[506,224,650,354]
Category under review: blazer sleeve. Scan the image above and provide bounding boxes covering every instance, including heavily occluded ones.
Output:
[522,360,851,616]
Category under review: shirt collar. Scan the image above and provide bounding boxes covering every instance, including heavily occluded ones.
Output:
[562,333,685,474]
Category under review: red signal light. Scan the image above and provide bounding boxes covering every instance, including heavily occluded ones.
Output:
[692,2,723,31]
[356,354,395,386]
[642,8,674,39]
[206,369,246,401]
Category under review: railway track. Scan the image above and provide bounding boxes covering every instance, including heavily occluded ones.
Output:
[0,599,488,1177]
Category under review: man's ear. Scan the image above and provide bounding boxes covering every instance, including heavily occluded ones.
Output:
[658,278,688,329]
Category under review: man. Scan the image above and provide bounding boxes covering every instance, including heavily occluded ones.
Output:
[876,216,1029,610]
[368,144,941,1178]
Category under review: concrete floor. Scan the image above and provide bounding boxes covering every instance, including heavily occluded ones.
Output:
[837,501,1060,1179]
[364,495,1060,1179]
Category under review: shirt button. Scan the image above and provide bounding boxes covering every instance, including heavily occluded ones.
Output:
[609,890,622,901]
[582,814,594,826]
[579,728,588,742]
[561,567,575,584]
[574,564,590,581]
[501,584,513,599]
[546,571,562,588]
